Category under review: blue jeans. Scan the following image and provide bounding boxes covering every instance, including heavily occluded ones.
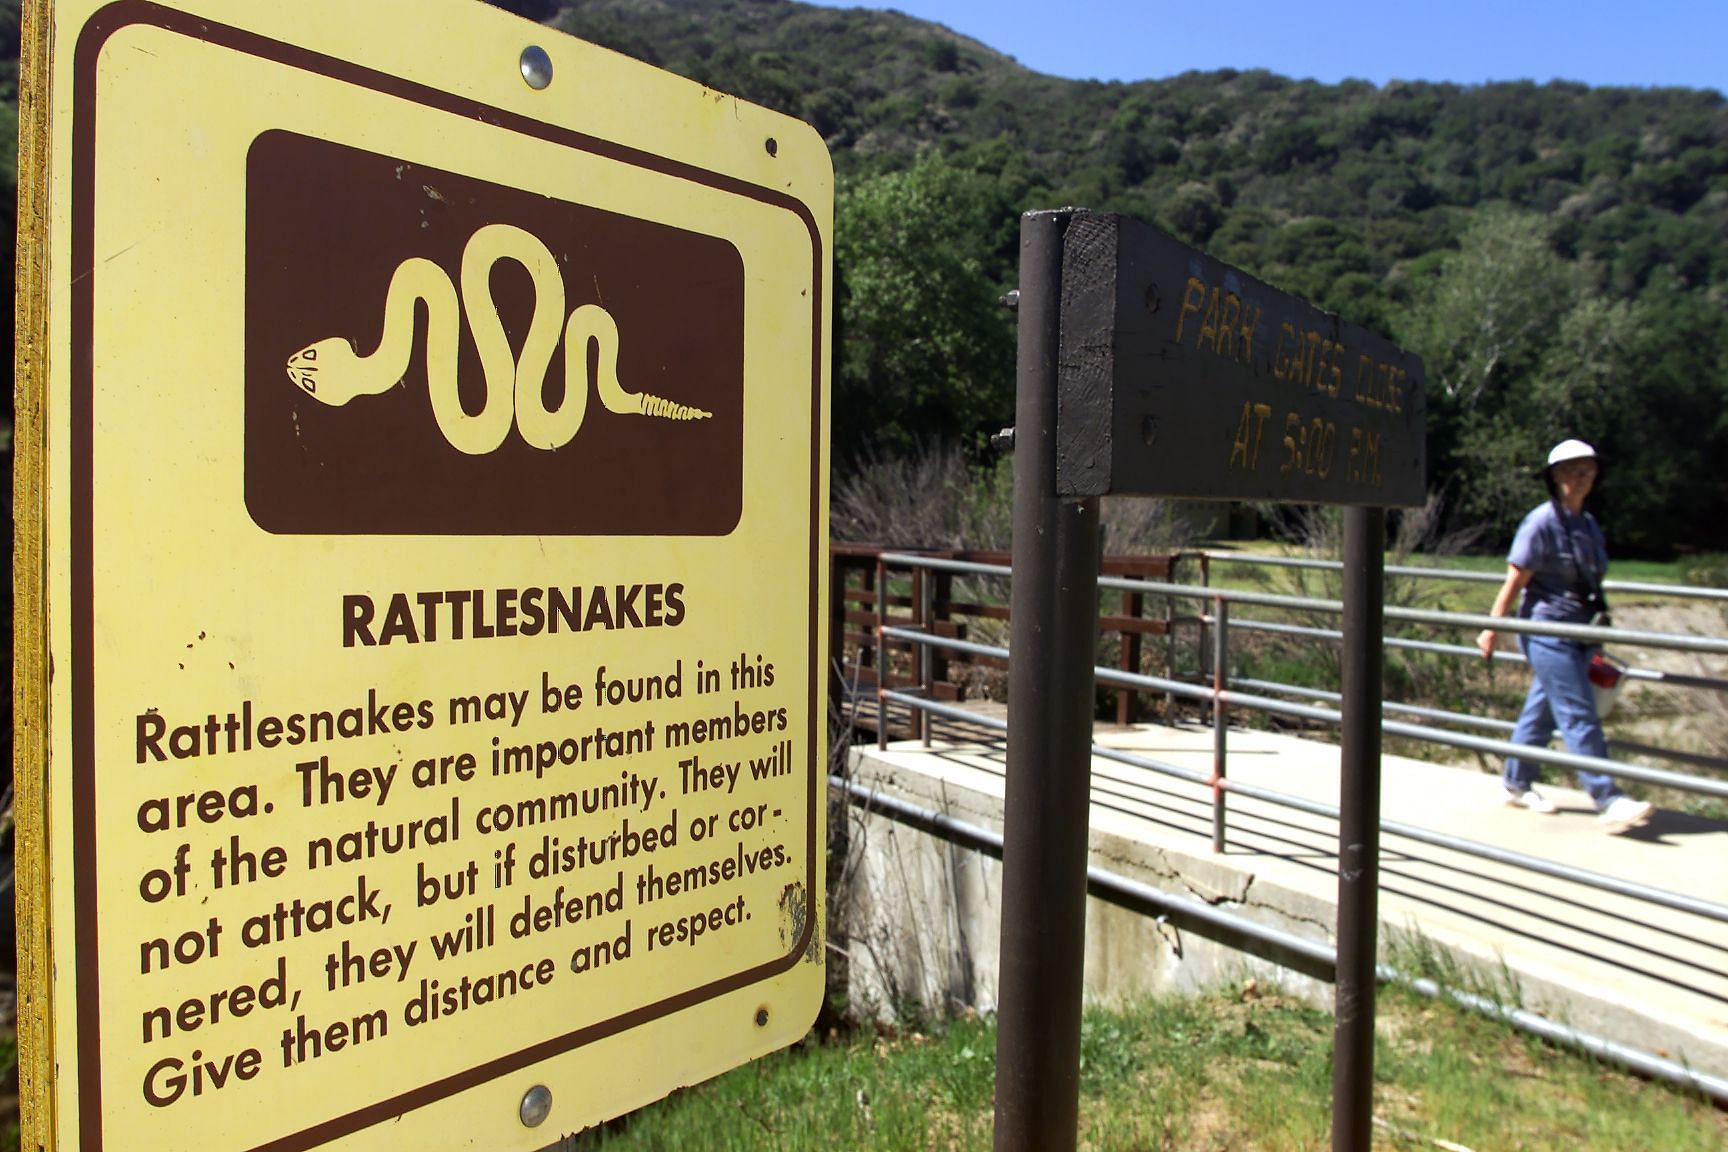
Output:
[1504,634,1622,809]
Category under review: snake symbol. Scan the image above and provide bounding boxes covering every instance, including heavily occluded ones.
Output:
[283,223,712,455]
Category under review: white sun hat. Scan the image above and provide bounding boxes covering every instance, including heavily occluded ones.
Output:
[1546,439,1597,467]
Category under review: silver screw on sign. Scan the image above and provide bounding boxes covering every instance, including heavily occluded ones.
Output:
[519,1085,553,1127]
[520,45,553,90]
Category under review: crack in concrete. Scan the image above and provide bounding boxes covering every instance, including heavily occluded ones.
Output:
[1096,849,1337,938]
[1155,918,1183,959]
[1178,870,1255,906]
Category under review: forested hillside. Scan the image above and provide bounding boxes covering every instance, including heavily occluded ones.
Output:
[548,0,1728,556]
[5,0,1727,554]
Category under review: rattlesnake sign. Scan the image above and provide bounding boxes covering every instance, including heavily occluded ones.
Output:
[13,2,831,1150]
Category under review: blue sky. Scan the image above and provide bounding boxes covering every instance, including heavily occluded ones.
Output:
[801,0,1727,94]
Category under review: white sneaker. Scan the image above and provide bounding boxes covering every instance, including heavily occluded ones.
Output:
[1505,788,1558,814]
[1598,796,1653,834]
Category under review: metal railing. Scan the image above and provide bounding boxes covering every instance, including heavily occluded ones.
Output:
[1179,551,1728,776]
[830,544,1176,731]
[851,549,1728,786]
[1194,549,1728,604]
[834,545,1728,1102]
[843,548,1728,920]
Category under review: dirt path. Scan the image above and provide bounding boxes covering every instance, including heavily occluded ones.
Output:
[1607,601,1728,766]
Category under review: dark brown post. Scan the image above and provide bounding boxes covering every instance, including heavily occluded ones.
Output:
[875,555,889,751]
[858,558,877,680]
[934,568,954,700]
[1117,583,1144,725]
[994,210,1101,1152]
[1333,506,1386,1152]
[917,565,933,745]
[1211,595,1229,854]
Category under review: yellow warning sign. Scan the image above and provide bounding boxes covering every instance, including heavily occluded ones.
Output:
[14,1,830,1148]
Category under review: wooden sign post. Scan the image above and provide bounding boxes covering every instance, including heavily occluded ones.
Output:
[995,210,1424,1152]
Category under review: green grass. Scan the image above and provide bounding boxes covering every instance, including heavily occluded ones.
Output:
[571,986,1727,1150]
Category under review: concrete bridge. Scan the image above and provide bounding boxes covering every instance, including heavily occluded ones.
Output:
[836,705,1728,1085]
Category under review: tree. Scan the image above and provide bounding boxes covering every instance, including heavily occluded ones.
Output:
[925,39,960,74]
[1400,208,1591,539]
[1161,181,1223,244]
[833,155,1017,462]
[1600,271,1728,554]
[1401,206,1576,415]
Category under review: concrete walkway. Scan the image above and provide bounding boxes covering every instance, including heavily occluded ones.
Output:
[846,709,1728,1079]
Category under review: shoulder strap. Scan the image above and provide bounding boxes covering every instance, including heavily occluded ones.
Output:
[1580,516,1609,613]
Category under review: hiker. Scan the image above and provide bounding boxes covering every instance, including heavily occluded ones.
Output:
[1474,439,1653,834]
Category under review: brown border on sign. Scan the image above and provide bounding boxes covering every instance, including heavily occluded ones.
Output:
[70,4,826,1150]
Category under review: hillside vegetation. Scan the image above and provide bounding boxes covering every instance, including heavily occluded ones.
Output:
[5,0,1727,555]
[550,0,1728,556]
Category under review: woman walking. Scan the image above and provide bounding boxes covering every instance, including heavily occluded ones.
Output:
[1475,439,1653,833]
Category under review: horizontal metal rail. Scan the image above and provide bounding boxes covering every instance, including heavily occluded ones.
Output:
[1232,677,1728,775]
[1197,551,1728,604]
[1117,671,1728,800]
[834,771,1728,1105]
[879,629,1014,666]
[878,690,1007,735]
[1103,576,1728,656]
[1219,617,1728,695]
[878,552,1012,579]
[1234,677,1520,732]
